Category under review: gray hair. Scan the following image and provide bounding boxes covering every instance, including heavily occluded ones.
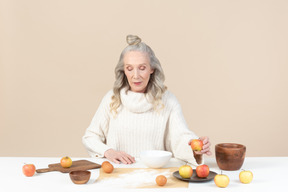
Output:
[110,35,167,115]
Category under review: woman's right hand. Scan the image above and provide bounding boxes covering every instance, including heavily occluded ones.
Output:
[104,149,136,164]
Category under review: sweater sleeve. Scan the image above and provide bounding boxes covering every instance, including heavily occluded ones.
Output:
[165,94,203,166]
[82,90,113,157]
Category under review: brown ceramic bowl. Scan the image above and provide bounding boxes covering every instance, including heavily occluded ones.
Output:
[69,170,91,184]
[215,143,246,171]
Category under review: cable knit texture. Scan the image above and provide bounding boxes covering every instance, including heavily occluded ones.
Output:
[82,89,201,165]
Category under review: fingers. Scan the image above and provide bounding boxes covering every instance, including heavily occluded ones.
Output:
[104,149,135,164]
[199,136,209,145]
[200,136,212,156]
[201,146,212,156]
[127,154,136,163]
[118,152,135,164]
[112,158,121,164]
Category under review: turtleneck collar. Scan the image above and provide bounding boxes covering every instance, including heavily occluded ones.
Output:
[120,88,153,113]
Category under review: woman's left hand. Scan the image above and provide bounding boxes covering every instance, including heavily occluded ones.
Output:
[188,136,212,156]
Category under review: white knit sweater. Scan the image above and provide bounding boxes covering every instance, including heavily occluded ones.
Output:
[82,88,200,165]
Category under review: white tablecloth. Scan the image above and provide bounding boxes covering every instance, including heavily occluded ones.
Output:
[1,157,287,191]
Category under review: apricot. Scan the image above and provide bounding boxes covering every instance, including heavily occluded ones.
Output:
[102,161,114,173]
[156,175,167,186]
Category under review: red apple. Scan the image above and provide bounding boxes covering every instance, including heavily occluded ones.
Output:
[196,164,210,178]
[60,156,72,168]
[22,164,36,177]
[191,139,203,151]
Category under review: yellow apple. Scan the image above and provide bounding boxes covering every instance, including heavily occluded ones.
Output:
[60,156,72,168]
[214,173,229,188]
[179,165,193,179]
[239,170,253,184]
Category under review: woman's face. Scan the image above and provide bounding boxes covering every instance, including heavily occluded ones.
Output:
[123,51,154,93]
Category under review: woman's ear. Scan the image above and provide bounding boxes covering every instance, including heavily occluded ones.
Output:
[150,69,154,74]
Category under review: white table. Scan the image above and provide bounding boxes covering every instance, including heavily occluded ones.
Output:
[1,157,287,191]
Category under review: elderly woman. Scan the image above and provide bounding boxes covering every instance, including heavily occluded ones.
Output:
[82,35,211,165]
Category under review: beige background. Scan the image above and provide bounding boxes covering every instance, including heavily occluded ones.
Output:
[1,0,287,157]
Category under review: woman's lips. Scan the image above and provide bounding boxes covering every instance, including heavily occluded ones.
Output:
[133,82,142,86]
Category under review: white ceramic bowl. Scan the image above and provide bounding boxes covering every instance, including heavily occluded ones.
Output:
[139,150,172,168]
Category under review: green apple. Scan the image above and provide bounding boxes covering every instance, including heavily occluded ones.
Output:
[179,165,193,179]
[239,170,253,184]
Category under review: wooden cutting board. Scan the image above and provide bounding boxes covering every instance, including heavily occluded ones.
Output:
[36,160,101,173]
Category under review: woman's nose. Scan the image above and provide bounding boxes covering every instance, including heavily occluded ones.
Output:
[133,69,139,78]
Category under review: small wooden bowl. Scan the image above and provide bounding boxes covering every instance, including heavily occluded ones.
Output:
[69,170,91,184]
[215,143,246,171]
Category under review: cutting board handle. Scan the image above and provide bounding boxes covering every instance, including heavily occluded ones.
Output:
[36,168,54,173]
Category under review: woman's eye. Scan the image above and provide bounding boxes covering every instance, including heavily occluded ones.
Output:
[140,66,146,70]
[127,67,133,71]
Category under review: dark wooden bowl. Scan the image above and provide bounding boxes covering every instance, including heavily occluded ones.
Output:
[215,143,246,171]
[69,170,91,184]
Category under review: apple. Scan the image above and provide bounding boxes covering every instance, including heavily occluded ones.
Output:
[22,164,36,177]
[196,164,210,178]
[239,170,253,184]
[214,172,229,188]
[60,156,72,168]
[179,165,193,179]
[191,139,203,151]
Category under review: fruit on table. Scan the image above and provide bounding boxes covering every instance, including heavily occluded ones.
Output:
[179,165,193,179]
[155,175,167,186]
[102,161,114,173]
[60,156,72,168]
[196,164,210,178]
[101,161,110,166]
[239,170,253,184]
[191,139,203,151]
[22,164,36,177]
[214,172,230,188]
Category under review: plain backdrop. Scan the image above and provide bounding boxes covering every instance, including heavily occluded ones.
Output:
[1,0,288,157]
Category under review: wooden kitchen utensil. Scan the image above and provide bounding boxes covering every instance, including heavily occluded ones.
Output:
[36,160,101,173]
[215,143,246,170]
